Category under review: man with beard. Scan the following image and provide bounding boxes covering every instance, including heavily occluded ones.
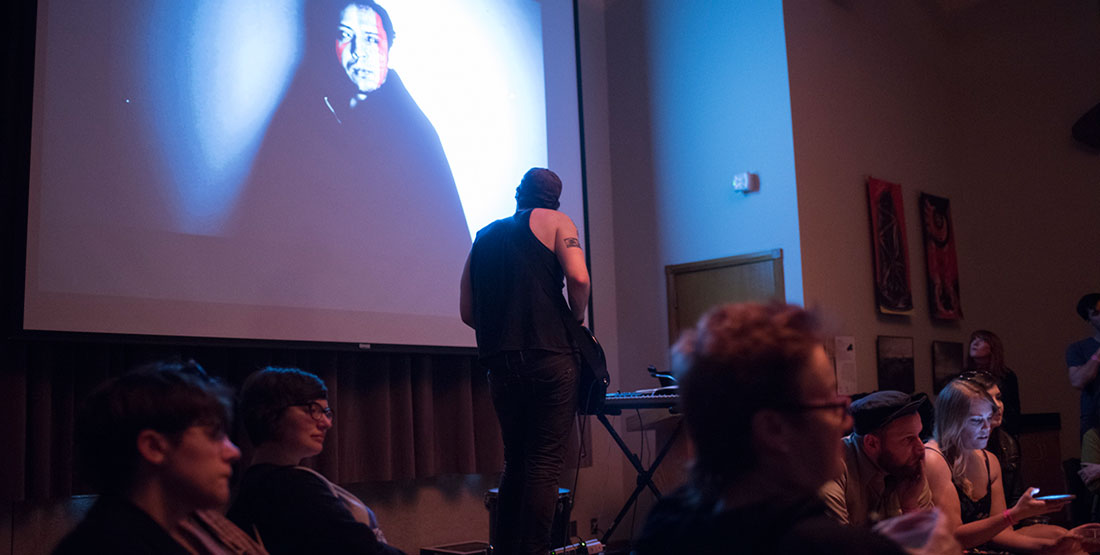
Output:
[634,304,915,555]
[821,390,934,528]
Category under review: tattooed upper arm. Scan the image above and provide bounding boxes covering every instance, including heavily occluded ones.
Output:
[564,237,581,249]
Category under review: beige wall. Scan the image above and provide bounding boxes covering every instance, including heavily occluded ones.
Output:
[786,0,1100,459]
[600,0,803,540]
[604,0,803,394]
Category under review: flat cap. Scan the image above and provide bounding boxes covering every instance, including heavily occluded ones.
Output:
[850,390,929,435]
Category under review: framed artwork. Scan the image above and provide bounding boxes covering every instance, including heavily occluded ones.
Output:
[919,193,963,320]
[877,335,915,393]
[867,177,913,315]
[932,340,964,393]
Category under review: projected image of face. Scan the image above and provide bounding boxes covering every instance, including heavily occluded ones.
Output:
[337,4,389,96]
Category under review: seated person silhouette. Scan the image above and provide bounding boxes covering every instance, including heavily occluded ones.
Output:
[228,367,403,555]
[924,377,1100,552]
[53,360,265,555]
[633,302,943,554]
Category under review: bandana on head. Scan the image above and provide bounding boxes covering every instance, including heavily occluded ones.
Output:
[516,168,562,210]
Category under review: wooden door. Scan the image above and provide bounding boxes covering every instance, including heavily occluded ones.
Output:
[666,249,784,343]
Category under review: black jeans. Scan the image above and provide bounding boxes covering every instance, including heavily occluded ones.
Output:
[486,351,578,555]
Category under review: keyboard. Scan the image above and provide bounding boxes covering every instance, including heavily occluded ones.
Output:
[602,388,680,413]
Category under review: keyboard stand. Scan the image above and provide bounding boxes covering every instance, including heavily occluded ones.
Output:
[595,411,684,545]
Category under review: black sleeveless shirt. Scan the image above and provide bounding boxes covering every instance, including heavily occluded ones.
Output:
[927,446,993,523]
[469,209,573,359]
[957,451,994,523]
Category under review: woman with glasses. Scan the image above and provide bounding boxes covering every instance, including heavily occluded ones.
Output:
[924,378,1096,553]
[228,367,404,555]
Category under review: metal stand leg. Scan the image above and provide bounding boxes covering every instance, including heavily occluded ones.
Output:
[597,412,684,545]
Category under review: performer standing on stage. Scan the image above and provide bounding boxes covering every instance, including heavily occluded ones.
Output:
[460,167,590,555]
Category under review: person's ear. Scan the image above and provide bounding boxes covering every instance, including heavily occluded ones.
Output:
[135,429,172,466]
[752,410,793,456]
[862,432,881,456]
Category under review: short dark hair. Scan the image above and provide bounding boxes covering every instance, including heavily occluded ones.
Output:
[75,360,232,494]
[340,1,396,48]
[1078,293,1100,321]
[239,367,328,445]
[673,302,821,493]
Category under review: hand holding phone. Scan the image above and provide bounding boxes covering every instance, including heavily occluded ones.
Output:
[1034,494,1074,502]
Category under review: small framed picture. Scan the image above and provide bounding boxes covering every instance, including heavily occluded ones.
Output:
[932,341,964,393]
[877,336,915,393]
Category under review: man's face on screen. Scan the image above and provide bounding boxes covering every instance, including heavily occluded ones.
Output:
[337,4,389,95]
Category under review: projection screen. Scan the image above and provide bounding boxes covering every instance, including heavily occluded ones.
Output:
[23,0,586,348]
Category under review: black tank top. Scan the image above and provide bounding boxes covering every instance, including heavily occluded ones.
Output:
[469,209,572,358]
[927,447,993,523]
[957,451,993,523]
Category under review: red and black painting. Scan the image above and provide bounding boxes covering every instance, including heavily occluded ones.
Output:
[919,193,963,320]
[867,177,913,315]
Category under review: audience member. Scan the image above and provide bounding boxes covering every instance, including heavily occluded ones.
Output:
[634,302,928,554]
[821,390,934,527]
[228,367,403,555]
[961,371,1025,507]
[966,330,1021,436]
[53,360,266,555]
[924,378,1097,552]
[1068,293,1100,439]
[1077,401,1100,495]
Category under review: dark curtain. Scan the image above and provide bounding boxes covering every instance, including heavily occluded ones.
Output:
[0,339,507,502]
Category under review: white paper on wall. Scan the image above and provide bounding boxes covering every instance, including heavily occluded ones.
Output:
[834,336,858,396]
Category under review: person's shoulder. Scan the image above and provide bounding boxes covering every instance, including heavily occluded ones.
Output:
[839,434,862,462]
[638,487,704,531]
[782,514,906,555]
[241,464,331,494]
[983,448,1001,478]
[635,487,717,554]
[733,494,903,555]
[530,208,574,226]
[475,215,511,236]
[53,497,187,555]
[273,464,332,486]
[1069,336,1099,353]
[1084,428,1100,452]
[53,527,151,555]
[923,442,950,470]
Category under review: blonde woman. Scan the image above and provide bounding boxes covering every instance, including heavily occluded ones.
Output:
[925,378,1098,553]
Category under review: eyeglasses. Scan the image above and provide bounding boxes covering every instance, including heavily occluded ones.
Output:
[287,401,334,423]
